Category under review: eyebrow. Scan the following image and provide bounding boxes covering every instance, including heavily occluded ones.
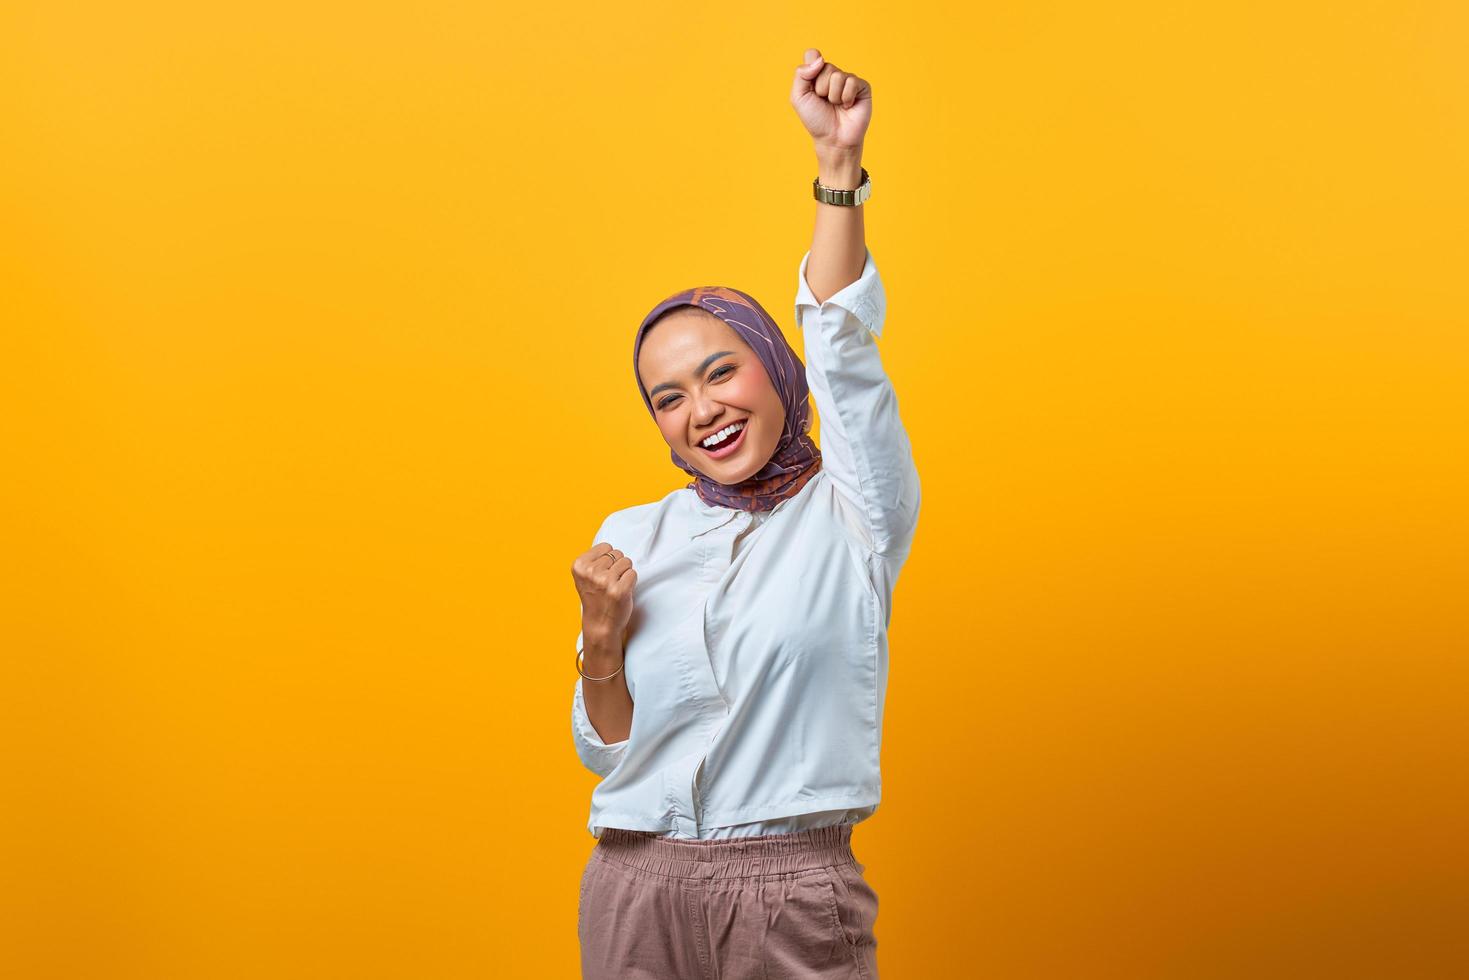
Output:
[648,351,737,400]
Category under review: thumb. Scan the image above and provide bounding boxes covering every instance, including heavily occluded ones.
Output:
[790,49,824,99]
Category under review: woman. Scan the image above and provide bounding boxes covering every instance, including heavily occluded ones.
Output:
[570,49,919,979]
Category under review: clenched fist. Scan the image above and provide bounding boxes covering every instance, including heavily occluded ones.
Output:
[790,47,872,152]
[572,542,637,647]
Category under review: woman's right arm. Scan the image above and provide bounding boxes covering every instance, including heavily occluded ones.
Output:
[571,626,631,777]
[577,625,633,744]
[569,519,637,777]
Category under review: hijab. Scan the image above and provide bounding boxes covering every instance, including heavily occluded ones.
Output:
[633,285,822,513]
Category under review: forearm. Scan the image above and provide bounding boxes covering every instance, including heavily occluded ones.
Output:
[580,627,633,744]
[807,144,867,304]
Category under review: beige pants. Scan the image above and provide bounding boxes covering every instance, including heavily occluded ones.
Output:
[578,823,879,979]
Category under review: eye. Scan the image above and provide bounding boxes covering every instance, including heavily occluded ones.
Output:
[656,366,734,410]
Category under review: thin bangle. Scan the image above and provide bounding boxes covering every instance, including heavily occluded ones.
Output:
[576,648,624,682]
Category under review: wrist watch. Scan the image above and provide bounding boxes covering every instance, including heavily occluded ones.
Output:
[813,166,871,206]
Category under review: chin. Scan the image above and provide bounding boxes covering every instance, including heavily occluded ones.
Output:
[686,435,773,485]
[716,452,771,485]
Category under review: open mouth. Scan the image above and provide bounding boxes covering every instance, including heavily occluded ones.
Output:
[697,420,749,460]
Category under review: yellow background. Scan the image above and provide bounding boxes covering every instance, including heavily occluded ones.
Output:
[3,1,1466,977]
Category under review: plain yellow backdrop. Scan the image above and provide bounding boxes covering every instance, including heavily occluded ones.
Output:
[3,1,1466,977]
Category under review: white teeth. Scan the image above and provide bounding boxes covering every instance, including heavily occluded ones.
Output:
[701,420,746,449]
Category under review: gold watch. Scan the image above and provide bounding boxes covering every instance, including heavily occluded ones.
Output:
[813,167,871,206]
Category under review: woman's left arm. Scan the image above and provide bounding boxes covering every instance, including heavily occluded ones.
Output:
[789,50,920,560]
[791,48,870,301]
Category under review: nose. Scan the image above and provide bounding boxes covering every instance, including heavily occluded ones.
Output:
[690,392,726,429]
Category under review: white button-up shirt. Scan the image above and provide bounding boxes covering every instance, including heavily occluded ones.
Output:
[571,246,920,840]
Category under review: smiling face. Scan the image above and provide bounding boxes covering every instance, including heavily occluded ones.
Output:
[637,307,786,485]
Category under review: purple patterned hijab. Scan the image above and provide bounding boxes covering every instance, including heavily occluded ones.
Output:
[634,285,822,513]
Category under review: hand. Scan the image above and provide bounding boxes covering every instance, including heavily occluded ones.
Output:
[789,48,872,153]
[572,542,637,647]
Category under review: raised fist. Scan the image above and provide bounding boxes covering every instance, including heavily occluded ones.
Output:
[790,48,872,151]
[571,542,637,646]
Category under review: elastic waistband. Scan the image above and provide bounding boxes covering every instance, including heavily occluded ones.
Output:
[594,824,856,879]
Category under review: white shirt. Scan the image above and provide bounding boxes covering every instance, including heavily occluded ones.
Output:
[571,246,920,840]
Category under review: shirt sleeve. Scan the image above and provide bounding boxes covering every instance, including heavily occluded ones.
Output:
[795,246,921,559]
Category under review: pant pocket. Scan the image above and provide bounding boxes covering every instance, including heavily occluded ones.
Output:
[578,851,597,932]
[827,863,879,955]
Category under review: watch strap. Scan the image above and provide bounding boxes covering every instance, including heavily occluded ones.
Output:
[813,167,871,206]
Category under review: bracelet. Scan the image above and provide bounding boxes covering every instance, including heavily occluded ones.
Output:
[576,647,625,682]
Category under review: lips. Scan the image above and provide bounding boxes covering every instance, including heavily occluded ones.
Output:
[697,421,749,460]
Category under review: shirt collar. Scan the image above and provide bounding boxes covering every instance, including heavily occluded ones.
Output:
[686,486,800,539]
